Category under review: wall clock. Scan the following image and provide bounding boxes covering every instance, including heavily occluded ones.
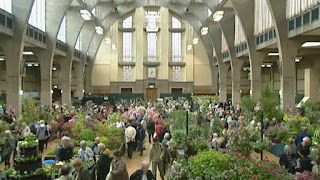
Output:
[148,67,156,78]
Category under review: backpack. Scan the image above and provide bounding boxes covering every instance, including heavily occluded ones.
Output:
[147,121,155,130]
[30,124,37,134]
[45,125,49,136]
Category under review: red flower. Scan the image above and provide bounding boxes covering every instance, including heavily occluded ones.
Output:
[242,168,249,174]
[253,175,258,180]
[232,169,237,172]
[235,162,240,166]
[245,157,251,162]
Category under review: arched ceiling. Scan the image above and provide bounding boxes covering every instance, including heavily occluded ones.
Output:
[80,0,224,63]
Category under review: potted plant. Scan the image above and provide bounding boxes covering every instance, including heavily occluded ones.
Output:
[251,138,272,153]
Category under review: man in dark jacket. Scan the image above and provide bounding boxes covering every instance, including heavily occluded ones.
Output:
[295,127,311,146]
[130,160,154,180]
[279,145,297,174]
[147,120,155,143]
[136,123,146,156]
[72,158,92,180]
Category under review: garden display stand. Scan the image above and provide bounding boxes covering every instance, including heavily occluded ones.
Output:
[8,133,46,180]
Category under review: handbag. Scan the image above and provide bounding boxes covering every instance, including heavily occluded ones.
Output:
[105,165,113,180]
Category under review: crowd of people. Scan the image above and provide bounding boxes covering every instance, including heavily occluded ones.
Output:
[0,97,317,180]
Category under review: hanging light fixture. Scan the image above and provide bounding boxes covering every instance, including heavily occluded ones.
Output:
[80,10,92,20]
[213,11,224,22]
[105,38,112,44]
[95,26,104,34]
[192,38,199,44]
[187,45,193,51]
[201,27,208,35]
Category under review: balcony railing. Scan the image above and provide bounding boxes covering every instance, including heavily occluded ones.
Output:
[222,51,230,59]
[255,28,276,46]
[25,25,47,47]
[169,22,186,32]
[288,5,320,37]
[235,42,248,54]
[74,50,81,60]
[144,22,160,32]
[0,9,14,36]
[55,40,67,52]
[118,22,135,32]
[118,56,136,66]
[143,56,161,66]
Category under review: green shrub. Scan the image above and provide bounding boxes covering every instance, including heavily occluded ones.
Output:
[260,86,283,121]
[21,98,39,125]
[108,112,124,124]
[80,129,96,141]
[189,150,229,179]
[46,149,57,155]
[71,121,84,140]
[86,140,94,148]
[100,136,108,148]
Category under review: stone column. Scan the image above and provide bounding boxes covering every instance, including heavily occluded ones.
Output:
[219,63,229,102]
[231,0,265,100]
[266,0,301,110]
[73,61,85,98]
[57,58,72,107]
[304,60,320,102]
[0,0,35,117]
[231,62,243,106]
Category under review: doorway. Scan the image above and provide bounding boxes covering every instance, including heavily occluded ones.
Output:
[121,88,132,94]
[146,88,158,101]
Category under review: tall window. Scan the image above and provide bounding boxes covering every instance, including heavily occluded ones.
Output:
[254,0,273,35]
[122,16,133,81]
[147,33,157,61]
[29,0,46,32]
[123,16,132,61]
[0,0,12,13]
[123,66,131,81]
[123,16,132,28]
[172,17,182,62]
[172,17,182,81]
[57,15,66,43]
[75,33,82,51]
[173,66,181,81]
[146,13,158,62]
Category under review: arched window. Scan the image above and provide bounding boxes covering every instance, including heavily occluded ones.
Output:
[172,17,181,28]
[75,33,82,51]
[0,0,12,13]
[172,17,182,62]
[172,17,182,81]
[122,16,133,81]
[123,16,132,28]
[29,0,46,32]
[123,16,132,61]
[57,15,66,43]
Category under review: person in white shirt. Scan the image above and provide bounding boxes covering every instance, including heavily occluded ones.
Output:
[77,140,94,162]
[125,125,136,159]
[250,116,257,128]
[19,122,31,137]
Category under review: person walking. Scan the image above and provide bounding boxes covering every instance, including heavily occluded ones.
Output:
[110,150,129,180]
[146,119,155,143]
[36,120,49,153]
[137,123,146,156]
[2,130,15,167]
[97,143,113,180]
[149,137,165,180]
[125,125,136,159]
